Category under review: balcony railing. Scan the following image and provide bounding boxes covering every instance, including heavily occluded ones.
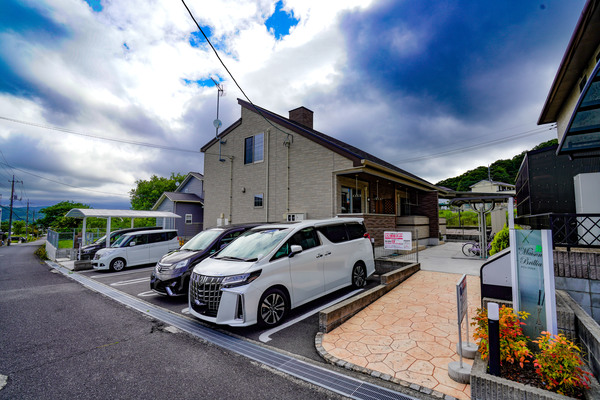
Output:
[515,213,600,249]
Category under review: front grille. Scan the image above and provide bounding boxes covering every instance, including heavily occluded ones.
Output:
[190,273,224,317]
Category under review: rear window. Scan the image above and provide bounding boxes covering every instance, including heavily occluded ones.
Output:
[317,224,348,243]
[346,223,366,240]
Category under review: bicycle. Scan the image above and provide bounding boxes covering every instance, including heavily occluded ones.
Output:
[462,241,492,257]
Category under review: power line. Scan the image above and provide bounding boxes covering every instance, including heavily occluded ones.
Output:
[0,116,201,154]
[180,0,294,140]
[0,161,130,198]
[396,125,555,164]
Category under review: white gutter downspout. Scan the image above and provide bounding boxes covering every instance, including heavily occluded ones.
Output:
[229,156,234,223]
[286,137,290,213]
[265,129,270,222]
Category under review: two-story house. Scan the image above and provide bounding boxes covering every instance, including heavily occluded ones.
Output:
[152,172,204,239]
[201,99,442,247]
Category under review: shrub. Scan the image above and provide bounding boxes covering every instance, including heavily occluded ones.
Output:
[489,224,522,256]
[533,331,592,396]
[34,245,48,260]
[472,305,531,367]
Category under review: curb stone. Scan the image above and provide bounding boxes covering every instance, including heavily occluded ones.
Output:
[314,332,459,400]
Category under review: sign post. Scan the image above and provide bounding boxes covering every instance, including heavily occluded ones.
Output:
[448,274,476,383]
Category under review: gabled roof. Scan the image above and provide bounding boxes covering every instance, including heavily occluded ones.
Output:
[538,0,600,124]
[152,192,203,210]
[201,99,439,191]
[469,180,515,188]
[175,172,203,193]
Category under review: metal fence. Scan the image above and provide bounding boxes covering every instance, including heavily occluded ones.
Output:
[46,228,104,249]
[516,213,600,249]
[373,231,420,264]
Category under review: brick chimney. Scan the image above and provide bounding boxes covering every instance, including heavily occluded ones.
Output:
[289,106,313,129]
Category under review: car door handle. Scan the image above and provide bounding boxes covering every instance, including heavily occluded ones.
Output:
[316,254,323,258]
[324,252,331,257]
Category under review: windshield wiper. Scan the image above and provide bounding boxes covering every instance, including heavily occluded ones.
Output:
[217,256,247,261]
[244,258,258,262]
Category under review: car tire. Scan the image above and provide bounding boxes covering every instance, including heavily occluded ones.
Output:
[258,288,288,327]
[110,258,126,272]
[351,262,367,288]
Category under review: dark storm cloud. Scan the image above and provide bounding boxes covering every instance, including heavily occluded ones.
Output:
[338,0,576,119]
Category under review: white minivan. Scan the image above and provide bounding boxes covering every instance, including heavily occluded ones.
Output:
[188,218,375,327]
[92,229,179,272]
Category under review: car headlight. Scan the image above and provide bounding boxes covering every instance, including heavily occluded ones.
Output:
[172,259,189,271]
[221,270,261,288]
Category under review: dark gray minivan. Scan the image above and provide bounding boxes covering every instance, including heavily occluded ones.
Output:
[150,223,261,296]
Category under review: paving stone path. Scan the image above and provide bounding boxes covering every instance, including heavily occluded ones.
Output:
[321,271,481,400]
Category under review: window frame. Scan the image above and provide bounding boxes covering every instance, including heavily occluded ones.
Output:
[244,132,264,164]
[254,193,264,208]
[185,213,193,224]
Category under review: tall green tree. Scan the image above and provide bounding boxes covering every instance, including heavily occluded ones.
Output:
[38,201,91,230]
[129,173,186,210]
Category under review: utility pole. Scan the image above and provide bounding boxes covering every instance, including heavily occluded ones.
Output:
[25,200,29,242]
[7,175,22,247]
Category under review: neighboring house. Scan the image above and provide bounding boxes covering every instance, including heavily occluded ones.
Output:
[529,0,600,323]
[470,180,515,194]
[152,172,204,239]
[201,99,442,247]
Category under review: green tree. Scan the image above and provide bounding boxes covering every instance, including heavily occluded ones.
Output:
[129,173,186,210]
[38,201,91,230]
[12,220,26,235]
[436,139,558,190]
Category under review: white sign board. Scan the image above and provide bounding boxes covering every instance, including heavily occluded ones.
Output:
[457,274,468,323]
[384,231,412,250]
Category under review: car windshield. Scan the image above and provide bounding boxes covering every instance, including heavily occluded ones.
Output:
[215,228,290,261]
[93,235,107,244]
[111,234,130,248]
[181,229,223,251]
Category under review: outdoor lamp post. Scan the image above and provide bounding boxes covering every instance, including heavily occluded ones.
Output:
[488,302,500,376]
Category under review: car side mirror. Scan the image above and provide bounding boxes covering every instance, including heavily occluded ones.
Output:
[130,242,136,247]
[289,245,303,258]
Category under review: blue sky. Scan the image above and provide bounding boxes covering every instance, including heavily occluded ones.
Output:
[0,0,585,209]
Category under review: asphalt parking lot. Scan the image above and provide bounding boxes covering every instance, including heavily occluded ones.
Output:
[76,263,379,362]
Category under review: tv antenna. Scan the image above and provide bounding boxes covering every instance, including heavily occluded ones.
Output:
[211,78,227,162]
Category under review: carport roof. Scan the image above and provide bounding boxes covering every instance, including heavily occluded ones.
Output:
[64,208,181,219]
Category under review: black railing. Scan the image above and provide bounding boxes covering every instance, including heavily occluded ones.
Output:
[515,213,600,249]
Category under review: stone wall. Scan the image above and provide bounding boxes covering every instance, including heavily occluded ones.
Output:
[361,214,396,247]
[410,190,439,241]
[554,249,600,323]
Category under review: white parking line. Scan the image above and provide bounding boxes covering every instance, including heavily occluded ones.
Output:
[258,289,363,343]
[89,266,154,278]
[181,307,190,314]
[137,290,158,297]
[110,277,150,286]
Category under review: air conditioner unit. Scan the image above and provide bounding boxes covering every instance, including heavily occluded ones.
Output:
[285,213,306,222]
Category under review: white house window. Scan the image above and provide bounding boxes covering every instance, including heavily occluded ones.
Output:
[244,133,264,164]
[185,214,193,224]
[254,194,264,208]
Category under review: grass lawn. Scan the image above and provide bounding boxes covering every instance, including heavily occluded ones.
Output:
[58,239,73,249]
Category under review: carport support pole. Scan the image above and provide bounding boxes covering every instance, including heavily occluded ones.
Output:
[105,217,111,249]
[80,217,87,260]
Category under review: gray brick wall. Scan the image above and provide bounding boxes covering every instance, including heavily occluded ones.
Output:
[202,107,353,228]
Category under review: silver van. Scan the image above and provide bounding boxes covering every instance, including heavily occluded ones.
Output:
[92,229,179,272]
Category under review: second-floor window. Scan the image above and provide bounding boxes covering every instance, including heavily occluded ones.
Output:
[244,133,264,164]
